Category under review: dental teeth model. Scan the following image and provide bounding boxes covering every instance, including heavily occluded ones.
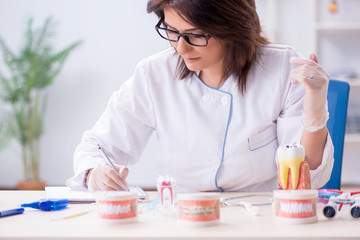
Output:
[273,190,318,224]
[277,144,311,190]
[177,193,220,227]
[95,191,138,223]
[157,174,176,210]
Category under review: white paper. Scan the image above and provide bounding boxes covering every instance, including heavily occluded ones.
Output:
[45,186,95,203]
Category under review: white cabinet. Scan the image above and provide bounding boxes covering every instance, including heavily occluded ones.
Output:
[312,0,360,185]
[257,0,360,185]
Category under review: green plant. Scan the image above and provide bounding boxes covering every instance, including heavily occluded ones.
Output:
[0,17,82,181]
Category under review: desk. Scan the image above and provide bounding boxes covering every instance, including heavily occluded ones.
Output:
[0,191,359,240]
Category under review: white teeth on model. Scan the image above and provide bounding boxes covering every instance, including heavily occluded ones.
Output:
[98,204,131,215]
[280,203,313,213]
[180,206,215,215]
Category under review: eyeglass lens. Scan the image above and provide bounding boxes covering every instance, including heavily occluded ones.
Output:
[156,26,208,46]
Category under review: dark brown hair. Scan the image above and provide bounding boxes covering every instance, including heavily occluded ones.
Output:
[147,0,269,93]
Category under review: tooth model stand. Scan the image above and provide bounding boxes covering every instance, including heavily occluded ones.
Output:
[277,145,311,190]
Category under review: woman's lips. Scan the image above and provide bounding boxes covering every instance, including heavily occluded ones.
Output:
[183,57,200,63]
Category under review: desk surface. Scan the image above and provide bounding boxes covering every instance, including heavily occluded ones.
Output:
[0,190,359,240]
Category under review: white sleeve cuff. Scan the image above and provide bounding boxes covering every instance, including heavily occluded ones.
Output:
[65,169,88,190]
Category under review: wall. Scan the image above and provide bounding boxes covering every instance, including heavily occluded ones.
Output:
[1,0,346,189]
[0,0,168,188]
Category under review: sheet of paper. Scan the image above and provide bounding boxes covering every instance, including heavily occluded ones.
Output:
[45,186,95,203]
[45,186,149,203]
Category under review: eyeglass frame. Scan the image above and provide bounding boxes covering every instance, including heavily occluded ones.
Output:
[155,17,211,47]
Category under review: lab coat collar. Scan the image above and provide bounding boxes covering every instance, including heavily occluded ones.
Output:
[193,71,234,93]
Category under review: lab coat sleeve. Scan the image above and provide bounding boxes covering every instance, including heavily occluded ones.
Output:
[276,48,334,189]
[66,59,156,190]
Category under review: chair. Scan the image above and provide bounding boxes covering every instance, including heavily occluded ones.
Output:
[321,79,350,190]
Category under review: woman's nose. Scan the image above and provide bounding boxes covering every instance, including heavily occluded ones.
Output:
[174,37,191,55]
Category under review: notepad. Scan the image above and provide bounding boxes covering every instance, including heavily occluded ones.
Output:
[45,186,149,203]
[45,186,95,203]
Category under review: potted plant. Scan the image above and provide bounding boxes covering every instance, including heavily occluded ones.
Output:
[0,17,82,190]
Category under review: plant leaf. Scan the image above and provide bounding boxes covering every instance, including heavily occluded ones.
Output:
[40,41,82,87]
[0,114,15,151]
[0,37,19,75]
[0,15,82,167]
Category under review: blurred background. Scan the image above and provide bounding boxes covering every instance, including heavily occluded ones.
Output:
[0,0,359,189]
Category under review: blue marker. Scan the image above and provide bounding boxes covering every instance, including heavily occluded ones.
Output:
[0,208,24,218]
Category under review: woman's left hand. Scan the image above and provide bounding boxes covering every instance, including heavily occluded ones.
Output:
[290,53,330,132]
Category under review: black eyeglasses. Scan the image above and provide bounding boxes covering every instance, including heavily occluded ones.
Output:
[155,17,211,47]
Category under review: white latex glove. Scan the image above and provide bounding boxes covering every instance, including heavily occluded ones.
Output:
[87,162,129,192]
[290,53,330,132]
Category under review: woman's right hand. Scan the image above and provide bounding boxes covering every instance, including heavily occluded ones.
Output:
[87,163,129,192]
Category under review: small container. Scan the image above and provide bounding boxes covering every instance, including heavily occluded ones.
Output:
[95,191,138,224]
[177,193,220,227]
[274,190,318,224]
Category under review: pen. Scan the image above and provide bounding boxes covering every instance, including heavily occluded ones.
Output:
[97,143,129,191]
[0,208,24,218]
[97,143,117,172]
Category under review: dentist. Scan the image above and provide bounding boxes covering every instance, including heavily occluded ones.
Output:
[66,0,333,192]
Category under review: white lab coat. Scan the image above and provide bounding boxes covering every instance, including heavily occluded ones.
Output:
[66,44,334,192]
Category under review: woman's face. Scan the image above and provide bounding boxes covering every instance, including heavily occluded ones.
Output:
[163,7,226,75]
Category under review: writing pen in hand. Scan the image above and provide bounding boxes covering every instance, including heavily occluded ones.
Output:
[96,143,129,191]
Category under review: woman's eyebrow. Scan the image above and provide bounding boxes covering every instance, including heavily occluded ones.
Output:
[164,21,199,32]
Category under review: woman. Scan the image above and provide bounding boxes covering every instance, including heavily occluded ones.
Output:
[66,0,333,192]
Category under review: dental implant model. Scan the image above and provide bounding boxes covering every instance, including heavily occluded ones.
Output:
[277,144,311,190]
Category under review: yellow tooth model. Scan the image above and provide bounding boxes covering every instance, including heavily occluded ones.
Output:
[277,144,311,190]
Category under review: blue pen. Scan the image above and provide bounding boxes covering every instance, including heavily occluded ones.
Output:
[0,208,24,218]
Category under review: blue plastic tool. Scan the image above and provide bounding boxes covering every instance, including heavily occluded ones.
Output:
[0,208,24,218]
[21,199,69,211]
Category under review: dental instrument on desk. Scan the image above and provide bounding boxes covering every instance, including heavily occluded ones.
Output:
[21,199,69,211]
[221,194,272,216]
[51,209,96,221]
[318,189,360,219]
[222,200,260,216]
